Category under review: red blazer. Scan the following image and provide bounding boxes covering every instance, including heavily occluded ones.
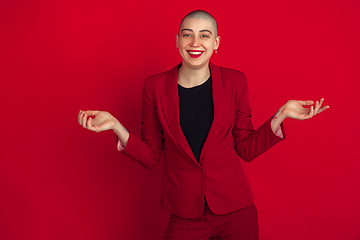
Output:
[121,62,285,218]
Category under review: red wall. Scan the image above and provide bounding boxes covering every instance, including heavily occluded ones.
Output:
[1,0,359,239]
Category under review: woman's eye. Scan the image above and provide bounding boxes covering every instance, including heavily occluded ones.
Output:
[201,35,209,38]
[183,34,191,37]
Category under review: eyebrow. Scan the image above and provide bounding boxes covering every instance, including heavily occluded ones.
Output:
[181,28,213,35]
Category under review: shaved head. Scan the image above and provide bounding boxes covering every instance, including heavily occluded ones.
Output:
[179,10,218,37]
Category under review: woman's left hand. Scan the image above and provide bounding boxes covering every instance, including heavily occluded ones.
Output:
[281,98,330,120]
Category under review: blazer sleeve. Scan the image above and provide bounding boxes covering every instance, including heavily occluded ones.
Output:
[120,78,164,169]
[232,73,285,162]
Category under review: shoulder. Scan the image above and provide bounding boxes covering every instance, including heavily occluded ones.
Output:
[216,66,248,95]
[142,64,178,96]
[143,66,171,89]
[218,66,247,82]
[144,70,169,87]
[145,63,179,86]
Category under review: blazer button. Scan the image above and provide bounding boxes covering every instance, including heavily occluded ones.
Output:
[197,167,202,172]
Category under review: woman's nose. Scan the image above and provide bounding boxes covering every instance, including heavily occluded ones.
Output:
[190,36,200,47]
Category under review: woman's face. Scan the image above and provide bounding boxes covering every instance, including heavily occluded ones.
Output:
[176,17,220,69]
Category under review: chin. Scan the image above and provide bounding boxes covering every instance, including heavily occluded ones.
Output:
[184,59,209,69]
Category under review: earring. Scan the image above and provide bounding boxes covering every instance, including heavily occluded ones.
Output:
[215,49,218,54]
[176,47,178,52]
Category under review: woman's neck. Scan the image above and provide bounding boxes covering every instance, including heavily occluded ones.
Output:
[178,62,210,88]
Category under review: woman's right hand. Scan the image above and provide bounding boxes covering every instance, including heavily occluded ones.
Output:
[78,110,118,133]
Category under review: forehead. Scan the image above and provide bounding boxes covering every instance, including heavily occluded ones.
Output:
[180,17,216,32]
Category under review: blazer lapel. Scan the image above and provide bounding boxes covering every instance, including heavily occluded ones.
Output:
[199,62,231,163]
[160,63,198,164]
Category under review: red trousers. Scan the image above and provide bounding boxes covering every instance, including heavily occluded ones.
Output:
[164,199,259,240]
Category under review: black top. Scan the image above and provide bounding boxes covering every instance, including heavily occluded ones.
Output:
[178,76,214,162]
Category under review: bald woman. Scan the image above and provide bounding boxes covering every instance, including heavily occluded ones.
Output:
[78,10,329,240]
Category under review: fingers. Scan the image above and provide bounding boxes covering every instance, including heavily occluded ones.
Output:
[314,98,323,115]
[314,98,330,115]
[84,110,99,116]
[78,110,86,126]
[78,110,84,125]
[298,100,314,106]
[317,105,330,114]
[305,98,329,118]
[78,110,82,124]
[314,100,320,115]
[308,105,315,119]
[82,112,88,128]
[87,116,94,130]
[283,98,329,121]
[78,110,91,129]
[78,110,104,132]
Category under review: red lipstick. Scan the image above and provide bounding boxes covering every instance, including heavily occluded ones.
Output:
[186,50,204,58]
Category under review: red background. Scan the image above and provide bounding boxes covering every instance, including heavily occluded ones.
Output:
[1,0,359,239]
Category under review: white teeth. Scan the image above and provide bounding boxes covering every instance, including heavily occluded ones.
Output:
[189,52,202,55]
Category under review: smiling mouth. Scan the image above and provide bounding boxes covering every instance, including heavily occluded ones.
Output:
[186,50,204,58]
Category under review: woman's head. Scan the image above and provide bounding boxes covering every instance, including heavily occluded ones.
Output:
[176,10,220,69]
[178,10,218,37]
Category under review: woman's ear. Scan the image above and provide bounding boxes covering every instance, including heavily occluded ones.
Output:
[176,34,179,49]
[214,35,221,50]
